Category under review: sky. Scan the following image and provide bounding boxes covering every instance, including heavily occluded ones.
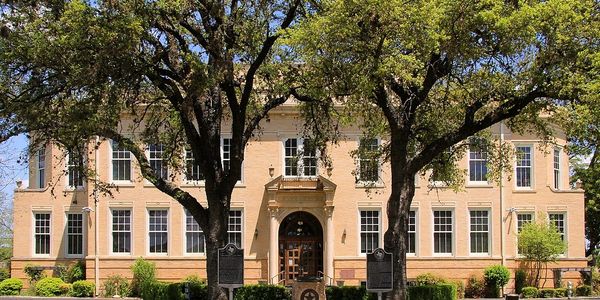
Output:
[0,134,29,205]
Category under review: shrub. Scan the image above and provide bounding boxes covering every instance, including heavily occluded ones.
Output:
[72,280,95,297]
[449,280,465,299]
[515,269,527,294]
[538,289,556,298]
[141,281,170,300]
[326,286,368,300]
[167,282,185,300]
[183,275,208,300]
[102,274,131,297]
[464,276,486,298]
[23,264,45,283]
[236,284,291,300]
[484,265,510,297]
[54,264,68,282]
[59,283,73,296]
[522,287,538,298]
[554,287,567,297]
[66,261,86,283]
[35,277,66,296]
[131,258,156,297]
[415,273,446,286]
[0,268,9,282]
[407,284,457,300]
[576,284,592,296]
[0,278,23,295]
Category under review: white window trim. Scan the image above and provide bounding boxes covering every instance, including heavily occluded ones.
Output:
[357,208,382,256]
[467,145,490,186]
[432,209,454,257]
[356,138,383,187]
[514,144,534,190]
[553,147,561,190]
[221,137,244,185]
[468,208,491,257]
[227,208,244,248]
[548,211,568,257]
[182,148,205,186]
[515,211,535,257]
[109,140,134,185]
[36,147,46,189]
[65,151,85,190]
[147,208,170,256]
[407,209,418,257]
[145,144,169,184]
[64,212,86,258]
[109,207,133,256]
[183,208,206,256]
[32,211,52,257]
[281,137,319,178]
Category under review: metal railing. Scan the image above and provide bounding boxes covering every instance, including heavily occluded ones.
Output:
[270,271,286,285]
[317,271,334,286]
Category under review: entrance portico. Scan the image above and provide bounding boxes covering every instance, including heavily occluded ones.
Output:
[265,176,336,285]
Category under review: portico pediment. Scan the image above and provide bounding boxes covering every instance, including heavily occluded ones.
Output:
[265,175,336,208]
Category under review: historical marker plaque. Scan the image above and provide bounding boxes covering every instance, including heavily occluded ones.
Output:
[218,243,244,286]
[366,248,393,292]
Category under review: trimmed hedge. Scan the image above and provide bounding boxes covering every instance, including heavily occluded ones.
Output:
[522,287,538,298]
[142,279,209,300]
[576,284,592,296]
[407,284,457,300]
[538,289,556,298]
[236,284,291,300]
[0,278,23,295]
[554,287,567,297]
[35,277,66,296]
[72,280,95,297]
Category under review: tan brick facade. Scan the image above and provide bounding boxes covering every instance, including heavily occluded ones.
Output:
[11,108,586,291]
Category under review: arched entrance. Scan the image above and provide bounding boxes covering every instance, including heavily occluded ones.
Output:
[279,211,323,285]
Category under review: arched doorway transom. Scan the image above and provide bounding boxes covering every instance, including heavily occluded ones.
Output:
[279,211,323,284]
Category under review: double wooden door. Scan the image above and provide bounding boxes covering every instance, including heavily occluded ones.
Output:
[280,238,323,285]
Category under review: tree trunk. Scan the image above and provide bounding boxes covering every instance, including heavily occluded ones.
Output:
[384,173,416,300]
[205,216,228,300]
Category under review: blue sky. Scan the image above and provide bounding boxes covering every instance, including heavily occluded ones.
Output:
[1,134,29,205]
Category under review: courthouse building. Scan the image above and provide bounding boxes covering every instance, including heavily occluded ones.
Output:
[11,104,586,289]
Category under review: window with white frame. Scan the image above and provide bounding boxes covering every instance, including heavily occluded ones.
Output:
[469,141,488,183]
[228,210,243,248]
[360,210,380,254]
[111,209,131,253]
[111,141,132,182]
[553,148,561,190]
[148,144,168,180]
[549,213,566,242]
[37,147,45,188]
[407,210,416,254]
[67,150,84,188]
[358,138,379,182]
[222,138,231,173]
[34,213,51,255]
[517,212,533,254]
[469,210,489,254]
[515,145,532,188]
[284,138,317,177]
[433,210,453,254]
[185,209,205,254]
[149,209,168,254]
[185,149,204,182]
[66,213,84,256]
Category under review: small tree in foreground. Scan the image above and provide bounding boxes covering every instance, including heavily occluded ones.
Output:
[518,220,566,288]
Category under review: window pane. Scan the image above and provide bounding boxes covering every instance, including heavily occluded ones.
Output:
[34,213,51,254]
[360,210,380,253]
[469,210,489,254]
[67,213,83,255]
[185,209,205,253]
[112,141,131,181]
[433,210,453,254]
[112,210,131,253]
[228,210,242,248]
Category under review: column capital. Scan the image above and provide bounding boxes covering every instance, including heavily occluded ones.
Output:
[268,207,279,217]
[323,206,334,218]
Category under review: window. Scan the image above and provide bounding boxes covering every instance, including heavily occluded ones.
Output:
[185,209,205,254]
[37,147,45,188]
[469,210,489,254]
[67,150,84,188]
[185,149,204,182]
[433,210,453,254]
[407,210,416,254]
[148,144,168,180]
[360,210,380,254]
[228,210,243,248]
[358,138,379,182]
[111,209,131,254]
[111,141,132,182]
[469,142,488,183]
[553,148,561,190]
[149,209,168,254]
[284,138,317,177]
[222,138,231,173]
[515,146,532,188]
[517,212,533,254]
[34,213,51,255]
[66,213,84,256]
[549,213,566,242]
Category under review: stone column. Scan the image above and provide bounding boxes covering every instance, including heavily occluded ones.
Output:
[324,206,334,283]
[269,208,279,284]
